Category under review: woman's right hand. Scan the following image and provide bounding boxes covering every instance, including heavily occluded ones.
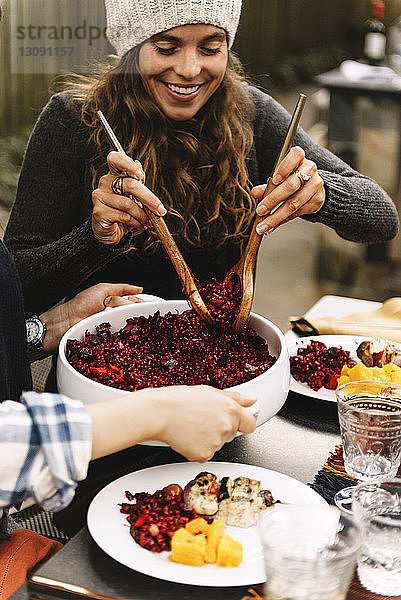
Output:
[91,151,167,245]
[150,385,257,461]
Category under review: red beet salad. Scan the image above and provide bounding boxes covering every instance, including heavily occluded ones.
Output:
[66,280,277,392]
[290,340,356,391]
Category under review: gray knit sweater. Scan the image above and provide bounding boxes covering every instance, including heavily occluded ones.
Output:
[5,86,399,315]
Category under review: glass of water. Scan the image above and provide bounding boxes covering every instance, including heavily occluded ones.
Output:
[334,381,401,513]
[353,479,401,596]
[258,504,361,600]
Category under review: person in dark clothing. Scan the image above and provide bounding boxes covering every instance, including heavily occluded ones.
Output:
[0,241,31,401]
[4,0,398,318]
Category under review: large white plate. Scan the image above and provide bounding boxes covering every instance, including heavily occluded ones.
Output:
[287,334,371,402]
[87,461,326,587]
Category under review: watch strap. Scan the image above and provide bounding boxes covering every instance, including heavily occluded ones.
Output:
[26,315,48,362]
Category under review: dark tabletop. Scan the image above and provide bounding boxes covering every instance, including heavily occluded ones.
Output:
[21,527,397,600]
[14,393,342,600]
[28,527,262,600]
[11,393,399,600]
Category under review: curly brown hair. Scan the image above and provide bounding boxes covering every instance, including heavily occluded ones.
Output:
[67,47,255,253]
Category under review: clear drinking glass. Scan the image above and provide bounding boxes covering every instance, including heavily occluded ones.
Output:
[352,479,401,596]
[334,381,401,512]
[258,504,361,600]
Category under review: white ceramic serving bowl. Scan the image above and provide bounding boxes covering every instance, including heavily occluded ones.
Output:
[57,299,290,430]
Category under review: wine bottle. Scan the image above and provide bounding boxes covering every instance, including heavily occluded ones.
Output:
[364,0,386,66]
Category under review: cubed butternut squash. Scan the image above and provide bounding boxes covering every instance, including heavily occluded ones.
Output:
[169,528,206,566]
[205,519,224,563]
[350,362,370,380]
[169,518,243,568]
[185,517,209,536]
[338,360,401,387]
[216,534,243,568]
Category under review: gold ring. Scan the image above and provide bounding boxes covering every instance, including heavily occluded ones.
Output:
[296,171,311,186]
[111,176,126,195]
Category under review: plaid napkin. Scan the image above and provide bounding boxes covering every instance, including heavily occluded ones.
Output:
[0,529,61,599]
[290,297,401,343]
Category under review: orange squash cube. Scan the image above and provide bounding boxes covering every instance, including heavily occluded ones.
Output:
[185,518,210,536]
[216,533,243,568]
[169,528,206,566]
[205,519,224,563]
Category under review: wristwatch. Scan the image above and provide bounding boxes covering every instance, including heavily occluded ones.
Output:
[26,315,47,361]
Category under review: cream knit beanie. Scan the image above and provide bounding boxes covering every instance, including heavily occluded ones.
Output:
[105,0,242,56]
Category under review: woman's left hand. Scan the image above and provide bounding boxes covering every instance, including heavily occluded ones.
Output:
[252,146,326,235]
[39,283,144,354]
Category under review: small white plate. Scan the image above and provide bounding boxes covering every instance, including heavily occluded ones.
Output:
[87,461,326,587]
[287,334,371,402]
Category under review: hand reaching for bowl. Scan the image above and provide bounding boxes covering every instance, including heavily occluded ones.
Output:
[150,386,256,461]
[39,282,144,355]
[253,146,326,235]
[91,151,167,245]
[87,385,257,462]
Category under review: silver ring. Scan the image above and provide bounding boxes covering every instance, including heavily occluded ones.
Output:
[296,171,311,187]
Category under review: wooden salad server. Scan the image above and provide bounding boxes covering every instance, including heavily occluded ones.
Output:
[97,110,215,331]
[224,94,307,334]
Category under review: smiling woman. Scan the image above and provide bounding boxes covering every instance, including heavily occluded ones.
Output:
[4,0,399,320]
[2,0,398,548]
[138,25,228,122]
